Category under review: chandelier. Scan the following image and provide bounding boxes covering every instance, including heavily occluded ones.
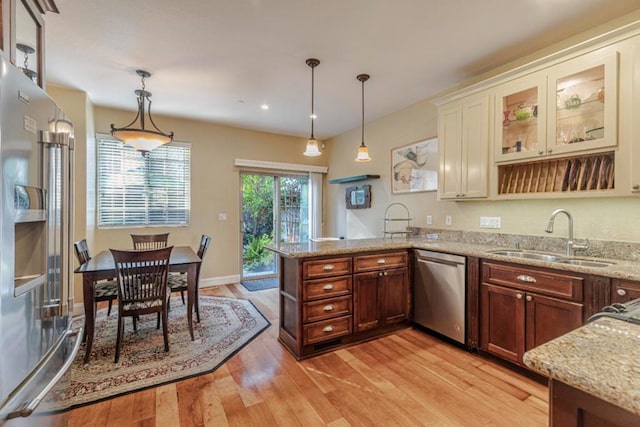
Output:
[111,70,174,154]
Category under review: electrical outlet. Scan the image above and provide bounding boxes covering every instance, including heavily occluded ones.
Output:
[218,212,228,221]
[480,216,502,229]
[445,215,452,226]
[426,215,432,225]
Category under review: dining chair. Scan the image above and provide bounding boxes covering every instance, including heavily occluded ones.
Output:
[131,233,170,250]
[73,239,118,318]
[110,246,173,363]
[167,235,211,322]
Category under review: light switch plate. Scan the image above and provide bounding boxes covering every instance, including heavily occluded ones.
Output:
[426,215,432,225]
[445,215,452,226]
[218,213,228,221]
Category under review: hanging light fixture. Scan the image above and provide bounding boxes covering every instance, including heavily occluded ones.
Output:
[111,69,174,155]
[303,58,322,157]
[16,43,37,82]
[355,73,372,162]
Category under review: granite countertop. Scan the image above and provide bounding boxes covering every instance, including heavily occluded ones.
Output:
[266,237,640,282]
[523,317,640,416]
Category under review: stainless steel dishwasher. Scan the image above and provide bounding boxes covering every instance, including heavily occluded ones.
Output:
[413,250,466,344]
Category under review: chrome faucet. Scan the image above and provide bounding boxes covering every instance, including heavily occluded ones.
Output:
[545,209,589,257]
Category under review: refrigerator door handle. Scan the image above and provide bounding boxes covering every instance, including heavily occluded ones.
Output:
[4,327,83,420]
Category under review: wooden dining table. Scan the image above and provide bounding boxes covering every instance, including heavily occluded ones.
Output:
[75,246,202,363]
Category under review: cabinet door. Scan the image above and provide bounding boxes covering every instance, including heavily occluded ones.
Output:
[611,279,640,304]
[353,272,381,332]
[494,72,547,162]
[438,103,463,199]
[480,283,525,364]
[525,293,583,352]
[382,267,409,325]
[547,48,618,157]
[460,95,490,198]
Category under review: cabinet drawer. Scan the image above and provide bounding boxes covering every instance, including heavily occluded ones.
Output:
[303,257,352,279]
[611,279,640,303]
[304,276,352,301]
[303,315,352,345]
[354,252,408,272]
[303,296,352,323]
[482,261,583,301]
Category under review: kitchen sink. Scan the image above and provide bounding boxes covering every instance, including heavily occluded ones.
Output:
[556,259,615,268]
[487,250,565,262]
[487,250,615,268]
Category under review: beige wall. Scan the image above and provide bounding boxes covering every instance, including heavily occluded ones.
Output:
[324,13,640,244]
[326,95,640,241]
[47,87,327,305]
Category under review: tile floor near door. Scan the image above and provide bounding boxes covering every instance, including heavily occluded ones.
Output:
[48,284,548,426]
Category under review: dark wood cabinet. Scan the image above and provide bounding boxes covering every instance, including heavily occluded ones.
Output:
[611,279,640,304]
[383,267,410,324]
[353,271,381,332]
[480,261,584,367]
[481,283,524,363]
[550,380,640,427]
[526,292,583,351]
[279,250,410,359]
[354,266,409,333]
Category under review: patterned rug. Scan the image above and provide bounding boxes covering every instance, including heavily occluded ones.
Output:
[41,295,269,413]
[241,277,279,291]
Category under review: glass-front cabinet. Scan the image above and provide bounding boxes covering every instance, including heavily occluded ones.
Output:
[494,48,618,163]
[495,72,547,162]
[547,50,618,157]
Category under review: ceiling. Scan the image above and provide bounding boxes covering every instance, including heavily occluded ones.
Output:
[45,1,640,140]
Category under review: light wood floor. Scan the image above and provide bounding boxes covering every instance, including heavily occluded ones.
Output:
[43,284,548,427]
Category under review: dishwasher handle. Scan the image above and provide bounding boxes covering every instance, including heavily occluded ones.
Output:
[417,256,463,268]
[415,250,465,267]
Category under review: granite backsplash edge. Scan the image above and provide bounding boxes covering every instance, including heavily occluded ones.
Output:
[408,227,640,262]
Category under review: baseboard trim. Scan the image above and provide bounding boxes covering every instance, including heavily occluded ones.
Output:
[73,274,241,316]
[199,275,241,288]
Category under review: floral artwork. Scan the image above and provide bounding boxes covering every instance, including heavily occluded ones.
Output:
[391,137,438,194]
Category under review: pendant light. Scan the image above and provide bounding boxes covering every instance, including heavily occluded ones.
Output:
[355,73,372,162]
[111,69,174,155]
[303,58,322,156]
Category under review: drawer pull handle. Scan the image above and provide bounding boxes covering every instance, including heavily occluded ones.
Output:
[377,259,387,264]
[516,274,536,283]
[323,264,335,271]
[323,325,334,332]
[322,284,334,290]
[323,304,334,312]
[516,293,523,299]
[617,288,627,296]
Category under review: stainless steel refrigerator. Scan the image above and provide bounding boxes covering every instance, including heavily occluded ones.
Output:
[0,56,80,423]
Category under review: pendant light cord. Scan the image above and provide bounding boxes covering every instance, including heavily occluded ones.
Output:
[311,64,315,138]
[361,78,365,145]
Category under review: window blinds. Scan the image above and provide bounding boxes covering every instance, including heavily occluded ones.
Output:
[97,137,191,227]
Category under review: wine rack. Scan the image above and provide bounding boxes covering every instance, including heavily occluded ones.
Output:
[498,151,614,195]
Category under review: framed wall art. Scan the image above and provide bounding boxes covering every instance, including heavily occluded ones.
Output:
[391,137,438,194]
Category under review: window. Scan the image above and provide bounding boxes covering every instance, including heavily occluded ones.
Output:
[97,135,191,227]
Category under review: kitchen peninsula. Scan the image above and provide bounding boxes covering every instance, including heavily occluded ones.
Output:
[524,316,640,426]
[267,233,640,361]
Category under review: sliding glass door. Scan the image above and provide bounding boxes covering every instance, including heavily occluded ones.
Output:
[240,172,310,281]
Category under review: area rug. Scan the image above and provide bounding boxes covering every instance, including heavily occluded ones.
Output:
[241,277,279,291]
[41,295,269,412]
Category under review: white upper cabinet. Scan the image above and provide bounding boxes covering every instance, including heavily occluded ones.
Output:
[494,47,619,164]
[438,94,490,200]
[547,49,618,157]
[495,71,547,162]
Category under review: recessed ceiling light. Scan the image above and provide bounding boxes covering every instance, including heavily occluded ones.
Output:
[261,104,269,110]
